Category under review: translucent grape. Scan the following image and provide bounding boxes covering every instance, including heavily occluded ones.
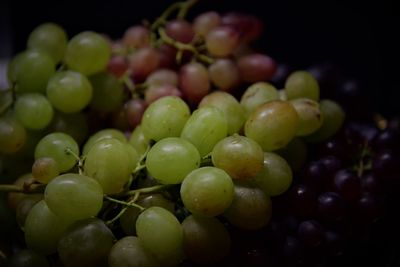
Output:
[285,70,320,101]
[34,132,79,172]
[128,47,160,82]
[193,11,221,37]
[179,62,211,104]
[107,55,128,78]
[126,145,140,172]
[64,31,111,76]
[244,100,299,151]
[136,207,184,266]
[89,72,124,113]
[122,25,151,49]
[165,19,195,43]
[146,137,200,184]
[181,167,234,217]
[146,68,179,87]
[14,93,53,130]
[290,98,323,136]
[82,128,127,155]
[46,70,93,113]
[180,106,228,157]
[16,194,43,227]
[145,84,182,104]
[141,96,190,141]
[129,125,150,157]
[32,157,59,184]
[205,26,239,57]
[208,58,241,91]
[124,98,147,128]
[0,116,27,154]
[237,53,277,82]
[240,82,279,117]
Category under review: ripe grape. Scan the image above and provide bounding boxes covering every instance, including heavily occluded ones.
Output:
[165,19,195,43]
[205,26,239,57]
[179,62,210,104]
[82,128,127,155]
[128,47,160,82]
[208,58,241,91]
[0,116,27,154]
[122,25,151,49]
[290,98,323,136]
[146,68,179,87]
[284,70,320,101]
[240,82,279,117]
[129,125,150,156]
[237,53,277,82]
[32,157,59,184]
[193,11,221,37]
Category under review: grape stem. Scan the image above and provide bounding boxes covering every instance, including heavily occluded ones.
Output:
[356,142,372,177]
[0,183,45,194]
[104,195,144,211]
[122,184,172,197]
[105,192,140,225]
[65,148,84,175]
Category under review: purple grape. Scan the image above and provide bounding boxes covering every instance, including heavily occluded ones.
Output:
[356,193,382,223]
[361,172,381,194]
[289,184,317,217]
[318,192,345,222]
[324,230,344,257]
[303,161,328,192]
[333,170,361,202]
[298,220,325,247]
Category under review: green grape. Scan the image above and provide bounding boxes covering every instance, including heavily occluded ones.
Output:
[290,98,323,136]
[224,183,272,230]
[46,70,93,113]
[27,22,68,63]
[34,132,79,172]
[305,99,345,142]
[182,215,231,265]
[252,152,292,196]
[136,207,184,267]
[16,194,43,227]
[126,145,140,172]
[181,167,234,217]
[89,72,124,113]
[7,50,55,94]
[7,173,34,210]
[141,96,190,141]
[0,116,27,154]
[277,137,308,171]
[284,70,320,101]
[58,218,115,267]
[83,138,131,194]
[82,128,127,155]
[240,82,279,118]
[64,31,111,76]
[5,249,50,267]
[47,112,88,145]
[129,125,150,156]
[14,93,54,130]
[0,90,12,114]
[278,89,287,100]
[24,200,73,255]
[146,137,200,184]
[108,236,160,267]
[32,157,59,184]
[212,134,264,180]
[198,91,245,134]
[244,100,299,151]
[45,173,103,221]
[180,106,228,157]
[120,193,175,236]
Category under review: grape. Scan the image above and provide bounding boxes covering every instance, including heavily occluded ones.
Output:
[32,157,59,184]
[141,96,190,141]
[179,62,211,104]
[165,19,195,43]
[212,134,264,180]
[205,26,239,57]
[45,173,103,221]
[34,132,79,172]
[221,13,263,43]
[83,138,131,194]
[14,93,53,130]
[240,82,279,117]
[145,84,182,104]
[5,249,50,267]
[107,55,128,78]
[297,220,325,247]
[208,58,241,91]
[7,49,55,94]
[27,22,67,63]
[24,200,73,255]
[146,68,179,87]
[16,194,43,227]
[198,91,245,135]
[290,98,323,136]
[82,128,127,155]
[252,152,292,196]
[157,43,177,69]
[47,112,89,145]
[333,170,361,202]
[244,100,299,151]
[125,145,140,172]
[7,173,34,210]
[146,137,200,184]
[237,53,277,82]
[182,215,231,265]
[58,218,115,267]
[180,167,234,217]
[46,70,93,113]
[224,183,272,230]
[136,207,184,266]
[284,70,320,101]
[303,161,329,192]
[122,25,151,49]
[128,47,160,82]
[89,72,124,113]
[129,125,150,156]
[289,184,317,217]
[64,31,111,76]
[124,98,147,128]
[0,116,27,154]
[108,236,159,267]
[317,192,345,221]
[276,138,308,171]
[193,11,221,37]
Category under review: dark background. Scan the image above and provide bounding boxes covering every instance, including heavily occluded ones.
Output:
[0,0,398,115]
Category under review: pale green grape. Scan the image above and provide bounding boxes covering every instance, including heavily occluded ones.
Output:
[224,183,272,230]
[126,145,140,172]
[34,132,79,172]
[45,173,103,221]
[58,218,115,267]
[181,167,234,217]
[182,215,231,265]
[47,112,89,145]
[129,125,150,157]
[0,90,12,114]
[89,72,124,113]
[0,116,27,154]
[7,50,55,94]
[82,128,127,155]
[240,82,279,117]
[24,200,73,255]
[198,91,245,134]
[83,138,131,194]
[27,22,67,63]
[14,93,53,130]
[108,236,160,267]
[180,106,227,157]
[277,137,308,171]
[141,96,190,141]
[146,137,200,184]
[32,157,59,184]
[46,70,93,113]
[16,194,43,227]
[244,100,299,151]
[64,31,111,76]
[305,99,345,142]
[285,70,320,101]
[252,152,292,196]
[136,207,184,267]
[212,134,264,180]
[290,98,323,136]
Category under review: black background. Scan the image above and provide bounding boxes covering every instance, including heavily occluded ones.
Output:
[1,0,398,115]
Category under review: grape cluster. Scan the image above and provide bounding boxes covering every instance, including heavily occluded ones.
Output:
[0,1,399,267]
